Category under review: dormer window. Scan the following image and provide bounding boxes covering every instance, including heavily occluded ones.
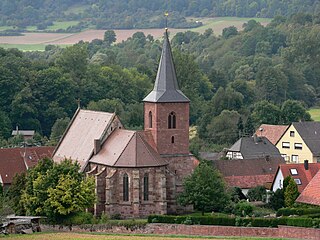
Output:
[168,112,176,129]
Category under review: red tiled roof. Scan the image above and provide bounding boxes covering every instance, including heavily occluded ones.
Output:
[255,124,289,145]
[275,163,320,192]
[225,175,273,189]
[213,157,285,189]
[0,147,54,185]
[296,170,320,206]
[89,129,167,167]
[53,109,114,168]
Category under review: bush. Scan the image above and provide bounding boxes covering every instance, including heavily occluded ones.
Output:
[234,200,253,217]
[247,186,267,202]
[99,212,109,224]
[276,207,320,217]
[62,212,94,225]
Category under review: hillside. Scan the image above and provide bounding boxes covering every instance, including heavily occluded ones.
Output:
[0,0,319,30]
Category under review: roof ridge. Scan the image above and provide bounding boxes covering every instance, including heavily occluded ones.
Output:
[113,131,136,167]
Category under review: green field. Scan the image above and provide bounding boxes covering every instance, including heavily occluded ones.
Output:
[46,21,80,30]
[0,44,46,51]
[190,17,272,33]
[308,108,320,121]
[2,232,292,240]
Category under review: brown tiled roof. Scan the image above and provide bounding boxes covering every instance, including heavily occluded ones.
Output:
[53,109,114,168]
[213,157,285,189]
[255,124,289,145]
[273,163,320,192]
[89,129,167,167]
[296,170,320,206]
[0,147,54,185]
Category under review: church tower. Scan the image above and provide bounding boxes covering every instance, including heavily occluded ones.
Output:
[143,30,190,155]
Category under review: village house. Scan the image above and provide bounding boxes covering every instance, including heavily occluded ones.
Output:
[296,169,320,206]
[255,124,288,145]
[271,161,320,193]
[0,146,54,188]
[276,122,320,163]
[213,157,285,195]
[226,135,281,160]
[11,126,35,141]
[53,30,197,218]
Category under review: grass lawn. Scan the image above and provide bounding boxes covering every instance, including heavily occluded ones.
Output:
[2,232,292,240]
[308,108,320,121]
[0,44,46,51]
[189,17,272,34]
[0,26,14,31]
[46,21,80,31]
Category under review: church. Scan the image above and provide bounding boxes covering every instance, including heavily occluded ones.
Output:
[53,30,197,218]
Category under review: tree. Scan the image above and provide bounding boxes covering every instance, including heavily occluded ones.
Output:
[178,161,230,215]
[252,100,282,126]
[281,100,311,124]
[247,186,267,202]
[7,173,26,215]
[21,158,95,223]
[284,176,299,207]
[49,117,70,146]
[104,30,116,46]
[269,189,285,210]
[222,26,238,39]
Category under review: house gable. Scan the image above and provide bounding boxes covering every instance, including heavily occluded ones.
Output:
[276,124,314,163]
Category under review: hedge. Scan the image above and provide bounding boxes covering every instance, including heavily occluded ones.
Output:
[277,207,320,217]
[148,215,320,228]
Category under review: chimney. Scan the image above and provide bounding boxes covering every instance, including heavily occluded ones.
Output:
[304,160,309,170]
[94,139,101,155]
[253,134,259,144]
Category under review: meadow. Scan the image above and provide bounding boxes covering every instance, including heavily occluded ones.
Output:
[0,17,271,51]
[308,108,320,121]
[2,232,291,240]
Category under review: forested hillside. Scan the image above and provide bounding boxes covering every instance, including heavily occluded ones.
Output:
[0,0,320,29]
[0,13,318,153]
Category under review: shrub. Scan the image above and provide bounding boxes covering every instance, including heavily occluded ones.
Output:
[277,207,320,217]
[99,212,109,224]
[268,189,285,210]
[234,200,253,217]
[110,213,121,220]
[62,212,94,225]
[247,186,267,202]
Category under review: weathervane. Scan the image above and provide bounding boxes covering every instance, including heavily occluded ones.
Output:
[164,11,169,31]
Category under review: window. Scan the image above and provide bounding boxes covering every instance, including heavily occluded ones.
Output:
[291,155,299,163]
[294,143,302,150]
[123,173,129,201]
[282,142,290,149]
[143,173,149,201]
[294,178,302,185]
[148,111,152,128]
[290,131,295,137]
[290,168,298,175]
[168,112,176,129]
[171,136,174,143]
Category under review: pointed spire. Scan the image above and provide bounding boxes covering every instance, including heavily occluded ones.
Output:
[143,30,189,103]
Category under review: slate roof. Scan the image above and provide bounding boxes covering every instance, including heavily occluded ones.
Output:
[272,163,320,192]
[143,31,189,103]
[0,147,54,185]
[296,169,320,206]
[255,124,289,145]
[53,109,114,168]
[228,136,281,159]
[89,129,167,167]
[213,157,285,189]
[292,122,320,156]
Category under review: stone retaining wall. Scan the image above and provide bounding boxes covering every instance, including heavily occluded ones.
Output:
[41,223,320,239]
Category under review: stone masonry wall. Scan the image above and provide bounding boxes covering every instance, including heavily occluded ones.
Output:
[42,224,320,240]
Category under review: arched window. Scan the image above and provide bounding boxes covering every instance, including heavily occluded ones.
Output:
[123,173,129,201]
[143,173,149,201]
[171,136,175,143]
[148,111,152,128]
[168,112,176,129]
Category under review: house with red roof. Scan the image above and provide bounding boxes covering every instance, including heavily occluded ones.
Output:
[255,124,289,145]
[271,161,320,193]
[296,169,320,206]
[0,147,54,188]
[213,157,285,195]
